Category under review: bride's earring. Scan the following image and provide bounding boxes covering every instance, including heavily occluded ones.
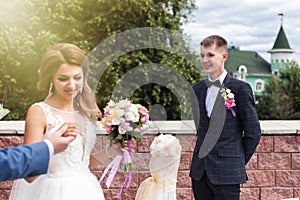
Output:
[80,86,83,93]
[46,82,53,99]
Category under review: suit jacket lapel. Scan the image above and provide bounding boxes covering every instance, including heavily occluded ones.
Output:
[198,74,232,158]
[210,89,224,120]
[200,84,209,126]
[223,73,232,89]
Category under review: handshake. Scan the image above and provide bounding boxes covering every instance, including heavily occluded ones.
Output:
[46,123,79,154]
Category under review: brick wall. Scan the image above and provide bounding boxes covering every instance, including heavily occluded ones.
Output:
[243,135,300,200]
[0,121,299,200]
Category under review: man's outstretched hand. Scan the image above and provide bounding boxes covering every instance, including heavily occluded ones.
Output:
[47,123,78,154]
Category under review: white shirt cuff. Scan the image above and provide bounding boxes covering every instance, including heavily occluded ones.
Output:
[43,139,55,158]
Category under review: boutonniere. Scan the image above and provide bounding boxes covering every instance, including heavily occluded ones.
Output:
[220,88,236,117]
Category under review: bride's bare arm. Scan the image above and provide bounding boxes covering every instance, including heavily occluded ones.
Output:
[24,105,47,183]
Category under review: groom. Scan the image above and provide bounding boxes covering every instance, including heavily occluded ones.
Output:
[190,35,261,200]
[0,123,77,182]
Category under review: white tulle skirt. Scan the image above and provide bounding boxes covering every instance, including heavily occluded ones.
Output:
[9,172,104,200]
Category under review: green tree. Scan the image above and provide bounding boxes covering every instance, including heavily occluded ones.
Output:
[256,61,300,119]
[0,0,199,120]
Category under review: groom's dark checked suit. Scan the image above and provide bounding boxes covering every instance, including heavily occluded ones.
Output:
[190,35,261,200]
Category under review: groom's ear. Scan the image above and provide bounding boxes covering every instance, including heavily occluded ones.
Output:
[222,52,228,61]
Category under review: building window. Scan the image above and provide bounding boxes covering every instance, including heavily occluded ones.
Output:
[272,69,280,76]
[238,65,247,81]
[255,79,264,92]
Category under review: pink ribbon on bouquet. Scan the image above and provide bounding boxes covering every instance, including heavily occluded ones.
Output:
[115,140,133,198]
[99,140,134,198]
[99,155,123,188]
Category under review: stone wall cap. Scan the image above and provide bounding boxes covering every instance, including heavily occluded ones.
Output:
[259,120,300,134]
[0,121,25,135]
[1,120,300,135]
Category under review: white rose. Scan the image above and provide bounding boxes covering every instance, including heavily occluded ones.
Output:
[118,126,127,134]
[118,100,129,108]
[107,100,115,108]
[127,105,139,122]
[111,108,125,125]
[227,93,235,99]
[111,117,122,125]
[125,111,138,122]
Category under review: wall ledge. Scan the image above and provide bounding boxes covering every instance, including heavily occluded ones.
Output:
[1,120,300,136]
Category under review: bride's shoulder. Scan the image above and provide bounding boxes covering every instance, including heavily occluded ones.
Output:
[26,102,53,120]
[25,103,47,131]
[27,102,46,117]
[29,102,50,112]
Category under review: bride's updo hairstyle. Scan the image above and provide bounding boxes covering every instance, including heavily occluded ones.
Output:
[37,43,99,121]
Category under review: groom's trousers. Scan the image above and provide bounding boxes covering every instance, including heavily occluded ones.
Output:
[192,172,240,200]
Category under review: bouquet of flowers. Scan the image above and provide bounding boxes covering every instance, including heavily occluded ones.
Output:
[101,99,150,147]
[0,103,10,120]
[100,99,150,198]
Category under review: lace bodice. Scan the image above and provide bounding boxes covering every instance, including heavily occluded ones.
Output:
[35,102,96,176]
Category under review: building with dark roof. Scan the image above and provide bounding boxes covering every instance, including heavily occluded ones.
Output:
[224,20,294,94]
[268,24,294,74]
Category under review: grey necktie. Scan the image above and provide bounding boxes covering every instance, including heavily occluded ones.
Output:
[205,79,221,88]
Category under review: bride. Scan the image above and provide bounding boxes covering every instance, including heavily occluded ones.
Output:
[9,43,121,200]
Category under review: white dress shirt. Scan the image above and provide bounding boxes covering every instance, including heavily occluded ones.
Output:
[43,139,55,157]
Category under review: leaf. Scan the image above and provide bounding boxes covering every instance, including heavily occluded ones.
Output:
[121,137,126,148]
[0,0,198,120]
[128,131,142,142]
[115,134,123,140]
[107,134,115,142]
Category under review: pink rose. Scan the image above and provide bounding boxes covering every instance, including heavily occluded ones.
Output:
[225,98,236,109]
[106,125,115,134]
[138,105,148,114]
[140,113,150,123]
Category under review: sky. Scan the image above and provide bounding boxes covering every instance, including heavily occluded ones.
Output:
[182,0,300,63]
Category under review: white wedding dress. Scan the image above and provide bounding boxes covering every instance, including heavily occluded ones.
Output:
[9,102,104,200]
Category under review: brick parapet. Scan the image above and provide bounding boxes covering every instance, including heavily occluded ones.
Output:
[0,120,300,200]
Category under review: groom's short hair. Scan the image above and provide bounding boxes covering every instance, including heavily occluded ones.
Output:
[200,35,228,52]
